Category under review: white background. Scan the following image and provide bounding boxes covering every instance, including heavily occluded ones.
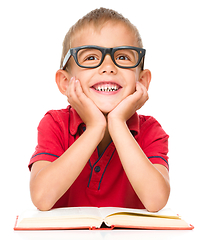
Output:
[1,0,200,239]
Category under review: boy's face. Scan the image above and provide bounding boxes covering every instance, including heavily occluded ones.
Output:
[67,22,142,114]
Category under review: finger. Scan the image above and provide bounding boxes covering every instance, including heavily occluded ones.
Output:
[132,82,144,100]
[74,79,87,103]
[75,80,83,97]
[140,83,149,101]
[67,77,79,105]
[133,82,148,110]
[66,77,74,98]
[135,81,144,93]
[75,80,93,107]
[136,82,149,100]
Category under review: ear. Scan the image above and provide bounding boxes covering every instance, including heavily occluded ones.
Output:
[138,69,151,90]
[55,70,71,96]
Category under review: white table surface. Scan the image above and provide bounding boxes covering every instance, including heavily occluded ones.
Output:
[7,228,200,240]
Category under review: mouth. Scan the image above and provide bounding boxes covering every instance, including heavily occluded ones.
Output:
[92,82,122,93]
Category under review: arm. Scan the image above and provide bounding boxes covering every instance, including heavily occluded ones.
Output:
[108,82,170,212]
[30,78,106,211]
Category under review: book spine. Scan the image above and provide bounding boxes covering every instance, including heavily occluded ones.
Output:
[89,225,115,230]
[13,216,19,230]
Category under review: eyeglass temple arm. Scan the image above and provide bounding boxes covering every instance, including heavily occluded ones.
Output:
[62,50,71,69]
[141,54,145,70]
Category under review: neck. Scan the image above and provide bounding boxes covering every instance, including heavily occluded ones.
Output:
[98,124,112,156]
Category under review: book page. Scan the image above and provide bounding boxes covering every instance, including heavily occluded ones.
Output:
[18,207,178,222]
[99,207,180,219]
[18,207,103,224]
[17,206,179,229]
[105,214,190,229]
[16,207,106,229]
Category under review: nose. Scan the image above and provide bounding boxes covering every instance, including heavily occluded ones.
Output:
[98,54,117,74]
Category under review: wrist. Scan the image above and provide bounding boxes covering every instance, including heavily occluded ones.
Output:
[108,116,127,133]
[108,113,126,125]
[86,124,106,141]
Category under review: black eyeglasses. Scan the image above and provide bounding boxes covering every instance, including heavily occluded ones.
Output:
[62,45,146,70]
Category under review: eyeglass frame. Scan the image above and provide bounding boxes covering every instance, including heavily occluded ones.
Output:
[61,45,146,70]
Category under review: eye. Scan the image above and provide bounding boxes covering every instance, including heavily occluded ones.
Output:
[85,55,98,61]
[116,55,129,61]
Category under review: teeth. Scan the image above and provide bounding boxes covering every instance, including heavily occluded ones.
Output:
[95,85,119,92]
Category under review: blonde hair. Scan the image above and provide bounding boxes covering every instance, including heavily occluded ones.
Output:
[60,8,143,69]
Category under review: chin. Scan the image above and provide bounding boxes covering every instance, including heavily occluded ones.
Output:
[98,104,117,115]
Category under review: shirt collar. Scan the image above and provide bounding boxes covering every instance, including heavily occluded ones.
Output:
[69,107,84,135]
[126,112,140,136]
[69,106,139,136]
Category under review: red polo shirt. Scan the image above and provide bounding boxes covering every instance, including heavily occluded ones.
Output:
[29,105,169,209]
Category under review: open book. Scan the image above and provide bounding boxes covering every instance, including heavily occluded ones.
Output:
[14,207,194,230]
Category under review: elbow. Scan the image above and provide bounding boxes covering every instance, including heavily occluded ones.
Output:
[144,189,170,213]
[30,188,55,211]
[31,195,54,211]
[145,203,166,213]
[34,202,53,212]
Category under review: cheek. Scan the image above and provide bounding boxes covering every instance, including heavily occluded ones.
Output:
[74,70,95,90]
[130,83,136,93]
[73,68,91,81]
[127,72,139,94]
[74,73,91,96]
[122,70,138,92]
[125,80,137,95]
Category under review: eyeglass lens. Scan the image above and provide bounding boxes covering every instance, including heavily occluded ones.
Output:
[77,48,139,68]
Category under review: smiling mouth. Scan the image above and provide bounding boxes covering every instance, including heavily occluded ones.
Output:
[92,82,121,92]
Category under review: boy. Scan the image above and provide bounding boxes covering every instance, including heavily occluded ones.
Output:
[29,8,170,212]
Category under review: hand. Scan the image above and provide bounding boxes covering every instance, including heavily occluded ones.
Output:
[108,81,149,123]
[66,77,107,129]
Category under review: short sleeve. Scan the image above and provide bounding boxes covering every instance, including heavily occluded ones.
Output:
[28,111,67,170]
[137,116,169,170]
